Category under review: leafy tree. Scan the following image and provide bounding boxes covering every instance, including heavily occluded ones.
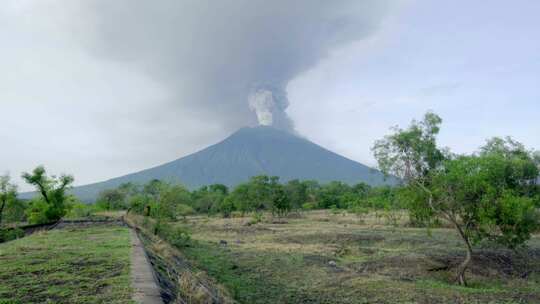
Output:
[271,184,291,217]
[96,188,126,210]
[128,194,152,215]
[2,198,26,224]
[428,153,539,284]
[143,179,166,202]
[249,175,280,210]
[157,184,192,219]
[317,181,351,209]
[192,184,228,213]
[176,204,195,220]
[284,179,307,210]
[22,166,74,223]
[208,184,228,195]
[373,113,539,285]
[118,182,141,197]
[0,175,18,226]
[219,196,235,218]
[229,183,252,214]
[26,198,50,224]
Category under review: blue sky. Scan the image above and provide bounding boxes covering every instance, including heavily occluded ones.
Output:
[1,0,539,191]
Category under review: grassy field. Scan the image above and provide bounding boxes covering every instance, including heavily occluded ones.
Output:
[0,225,133,304]
[175,210,540,304]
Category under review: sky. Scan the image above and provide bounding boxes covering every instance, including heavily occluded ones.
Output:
[1,0,539,191]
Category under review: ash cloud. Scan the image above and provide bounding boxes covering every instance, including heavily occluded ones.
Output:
[80,0,395,132]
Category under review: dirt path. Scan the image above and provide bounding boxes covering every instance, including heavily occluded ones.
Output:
[130,229,164,304]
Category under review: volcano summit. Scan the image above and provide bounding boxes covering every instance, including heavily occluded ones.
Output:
[64,127,394,201]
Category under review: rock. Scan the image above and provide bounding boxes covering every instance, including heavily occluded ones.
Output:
[328,260,337,267]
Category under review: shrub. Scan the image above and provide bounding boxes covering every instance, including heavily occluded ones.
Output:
[153,220,191,248]
[302,202,316,210]
[0,228,24,243]
[26,199,51,224]
[249,212,264,225]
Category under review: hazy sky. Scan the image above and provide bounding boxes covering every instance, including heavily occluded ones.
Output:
[2,0,539,191]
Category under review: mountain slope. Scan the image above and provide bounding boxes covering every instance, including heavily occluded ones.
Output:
[58,127,395,201]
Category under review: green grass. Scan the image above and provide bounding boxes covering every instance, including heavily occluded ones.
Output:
[176,210,540,304]
[0,226,133,304]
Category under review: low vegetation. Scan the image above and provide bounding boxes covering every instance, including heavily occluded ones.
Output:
[0,225,133,303]
[172,210,540,303]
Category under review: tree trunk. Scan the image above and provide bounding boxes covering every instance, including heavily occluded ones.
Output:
[0,199,5,226]
[452,220,473,286]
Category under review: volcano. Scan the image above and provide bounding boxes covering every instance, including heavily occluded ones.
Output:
[62,126,394,201]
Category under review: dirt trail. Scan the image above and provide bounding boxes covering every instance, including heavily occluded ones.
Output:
[130,229,164,304]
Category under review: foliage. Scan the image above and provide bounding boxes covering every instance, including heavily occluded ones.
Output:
[192,184,228,214]
[373,112,540,285]
[150,219,192,248]
[21,166,74,223]
[249,211,264,225]
[66,201,96,219]
[0,227,24,243]
[96,188,126,210]
[283,179,307,210]
[176,204,195,220]
[25,198,51,224]
[0,174,18,226]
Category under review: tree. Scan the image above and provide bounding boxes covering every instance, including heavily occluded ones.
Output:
[97,188,126,210]
[229,183,252,214]
[158,184,192,219]
[271,184,291,217]
[428,153,538,284]
[143,179,166,202]
[192,184,228,213]
[284,179,308,210]
[373,113,540,285]
[22,166,74,223]
[373,111,446,224]
[0,175,18,226]
[118,182,141,197]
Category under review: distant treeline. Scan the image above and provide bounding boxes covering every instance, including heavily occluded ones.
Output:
[95,176,405,220]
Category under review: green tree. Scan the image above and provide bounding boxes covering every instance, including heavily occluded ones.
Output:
[373,113,540,285]
[271,184,291,217]
[96,188,126,210]
[192,184,228,214]
[22,166,74,223]
[143,179,166,202]
[284,179,308,210]
[229,183,252,214]
[428,153,538,284]
[0,175,18,226]
[158,184,192,219]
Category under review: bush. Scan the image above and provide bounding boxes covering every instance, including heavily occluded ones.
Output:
[26,199,51,224]
[176,204,195,220]
[66,202,95,219]
[0,228,24,243]
[248,212,264,225]
[153,220,191,248]
[302,202,316,210]
[219,197,235,218]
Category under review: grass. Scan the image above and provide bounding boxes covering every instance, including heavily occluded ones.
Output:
[174,210,540,304]
[0,225,133,304]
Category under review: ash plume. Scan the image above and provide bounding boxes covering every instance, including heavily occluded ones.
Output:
[248,86,293,131]
[76,0,396,133]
